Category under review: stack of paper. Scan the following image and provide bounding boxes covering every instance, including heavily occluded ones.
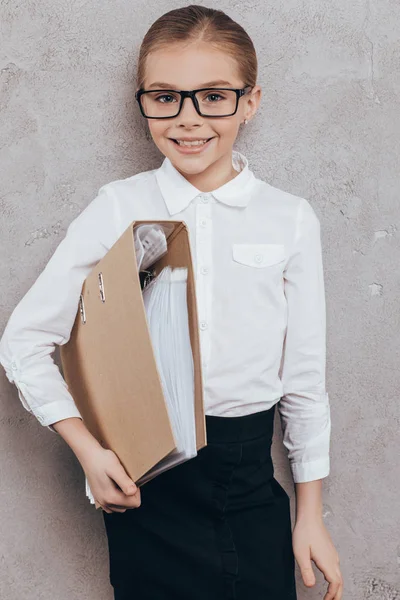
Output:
[140,265,197,482]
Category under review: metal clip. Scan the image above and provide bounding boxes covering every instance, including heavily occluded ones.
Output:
[139,268,155,290]
[98,272,105,303]
[79,294,86,324]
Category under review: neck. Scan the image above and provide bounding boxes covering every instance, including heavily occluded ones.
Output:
[176,151,239,192]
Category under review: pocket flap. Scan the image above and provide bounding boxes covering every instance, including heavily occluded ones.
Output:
[232,243,286,268]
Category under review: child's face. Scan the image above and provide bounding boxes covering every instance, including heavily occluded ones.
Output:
[141,42,261,178]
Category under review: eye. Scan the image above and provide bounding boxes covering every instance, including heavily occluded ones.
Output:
[205,93,224,102]
[155,94,178,104]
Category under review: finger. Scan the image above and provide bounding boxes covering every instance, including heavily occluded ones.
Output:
[101,505,112,514]
[333,572,344,600]
[106,505,128,513]
[107,503,141,511]
[111,487,141,508]
[323,577,341,600]
[106,461,137,496]
[335,581,344,600]
[296,553,316,587]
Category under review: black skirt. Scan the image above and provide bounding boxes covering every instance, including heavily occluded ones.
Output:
[102,404,297,600]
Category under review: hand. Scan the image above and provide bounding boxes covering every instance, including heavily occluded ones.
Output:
[79,446,141,513]
[292,516,343,599]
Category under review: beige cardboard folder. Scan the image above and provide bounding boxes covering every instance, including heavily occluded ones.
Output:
[59,220,207,509]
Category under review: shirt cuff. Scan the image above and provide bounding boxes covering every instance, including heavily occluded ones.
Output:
[31,401,83,434]
[290,456,330,483]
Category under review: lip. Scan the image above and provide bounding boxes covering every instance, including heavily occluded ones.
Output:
[168,137,216,155]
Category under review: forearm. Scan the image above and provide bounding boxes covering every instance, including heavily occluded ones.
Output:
[52,417,102,466]
[294,479,324,523]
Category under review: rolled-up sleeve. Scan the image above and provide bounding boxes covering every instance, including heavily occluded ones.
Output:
[278,197,331,483]
[0,184,119,434]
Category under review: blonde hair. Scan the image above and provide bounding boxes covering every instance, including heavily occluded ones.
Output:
[136,5,257,90]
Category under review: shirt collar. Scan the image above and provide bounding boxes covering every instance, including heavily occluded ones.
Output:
[155,150,258,215]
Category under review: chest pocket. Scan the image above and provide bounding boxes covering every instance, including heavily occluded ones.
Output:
[232,243,286,268]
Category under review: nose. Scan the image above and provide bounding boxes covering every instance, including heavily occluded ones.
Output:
[175,95,203,127]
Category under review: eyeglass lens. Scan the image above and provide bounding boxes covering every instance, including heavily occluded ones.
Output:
[140,89,238,117]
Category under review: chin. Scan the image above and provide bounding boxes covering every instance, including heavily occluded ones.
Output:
[171,158,213,175]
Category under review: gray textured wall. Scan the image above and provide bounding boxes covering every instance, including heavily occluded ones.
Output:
[1,1,399,599]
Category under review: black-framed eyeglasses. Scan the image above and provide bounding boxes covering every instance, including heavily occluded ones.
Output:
[135,85,253,119]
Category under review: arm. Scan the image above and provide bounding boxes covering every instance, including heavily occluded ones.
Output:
[0,184,142,510]
[52,417,103,463]
[0,184,119,431]
[278,197,331,485]
[295,479,323,522]
[278,198,342,597]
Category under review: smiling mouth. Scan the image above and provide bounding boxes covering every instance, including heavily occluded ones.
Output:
[170,137,215,146]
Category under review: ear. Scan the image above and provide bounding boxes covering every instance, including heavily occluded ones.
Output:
[244,85,262,122]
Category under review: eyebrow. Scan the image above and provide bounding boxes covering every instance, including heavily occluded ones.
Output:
[146,80,234,89]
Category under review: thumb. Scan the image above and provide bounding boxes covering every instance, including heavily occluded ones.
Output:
[297,553,316,587]
[108,462,137,495]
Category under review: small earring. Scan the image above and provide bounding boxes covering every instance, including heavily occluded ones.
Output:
[243,118,249,125]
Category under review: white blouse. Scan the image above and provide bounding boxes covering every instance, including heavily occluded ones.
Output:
[0,149,331,484]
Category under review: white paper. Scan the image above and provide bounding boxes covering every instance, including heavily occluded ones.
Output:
[134,223,174,271]
[140,265,197,484]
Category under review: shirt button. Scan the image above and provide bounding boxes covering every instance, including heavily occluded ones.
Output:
[254,254,264,263]
[200,266,209,275]
[199,218,207,227]
[200,321,208,330]
[11,362,17,370]
[200,195,209,203]
[37,415,44,424]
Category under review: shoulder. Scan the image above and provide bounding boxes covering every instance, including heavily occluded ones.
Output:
[256,178,320,228]
[84,167,161,237]
[259,179,317,215]
[99,167,158,199]
[65,168,156,242]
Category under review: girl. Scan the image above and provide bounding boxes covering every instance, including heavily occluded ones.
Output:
[0,5,343,600]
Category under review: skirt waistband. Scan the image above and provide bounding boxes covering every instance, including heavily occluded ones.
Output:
[204,404,276,444]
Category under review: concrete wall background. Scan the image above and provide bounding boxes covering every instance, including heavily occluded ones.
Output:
[1,1,399,598]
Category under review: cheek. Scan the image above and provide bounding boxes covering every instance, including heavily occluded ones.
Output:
[147,122,168,140]
[213,119,241,140]
[214,114,241,131]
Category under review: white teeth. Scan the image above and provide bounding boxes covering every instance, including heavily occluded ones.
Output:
[176,139,209,147]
